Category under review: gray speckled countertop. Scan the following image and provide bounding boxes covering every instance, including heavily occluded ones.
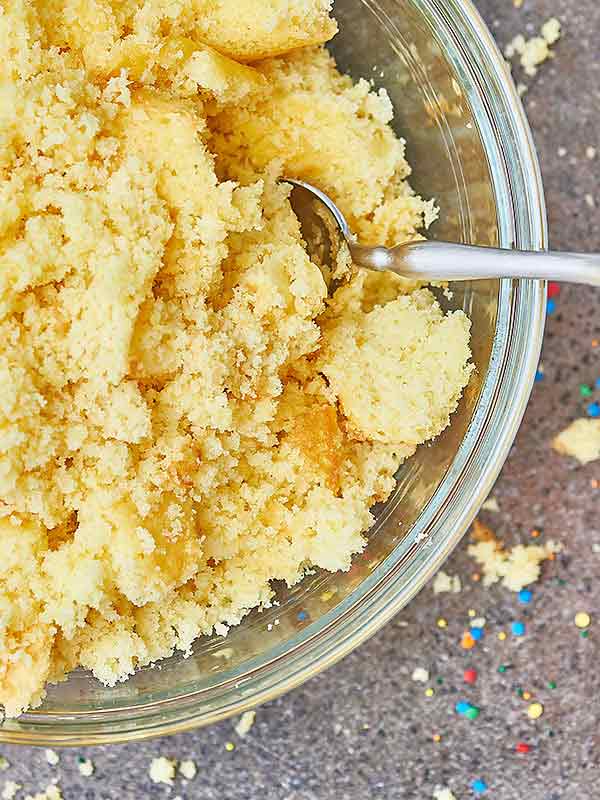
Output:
[3,1,600,798]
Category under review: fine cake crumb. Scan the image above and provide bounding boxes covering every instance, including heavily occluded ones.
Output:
[235,710,257,738]
[2,783,20,800]
[149,758,177,786]
[505,18,562,76]
[0,761,8,773]
[433,789,457,800]
[411,667,430,683]
[24,788,62,800]
[585,194,596,209]
[44,751,59,767]
[432,570,462,595]
[0,2,473,718]
[178,761,197,781]
[468,534,561,592]
[553,419,600,464]
[77,758,94,777]
[482,496,500,513]
[587,147,597,160]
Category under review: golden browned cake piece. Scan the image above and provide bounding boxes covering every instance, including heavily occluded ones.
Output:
[0,0,472,717]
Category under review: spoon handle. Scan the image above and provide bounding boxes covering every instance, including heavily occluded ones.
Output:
[351,241,600,286]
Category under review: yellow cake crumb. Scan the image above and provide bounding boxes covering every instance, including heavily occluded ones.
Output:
[24,788,62,800]
[178,760,197,780]
[0,2,473,718]
[505,18,562,77]
[235,710,257,738]
[149,757,177,786]
[553,418,600,464]
[432,571,462,595]
[468,538,561,592]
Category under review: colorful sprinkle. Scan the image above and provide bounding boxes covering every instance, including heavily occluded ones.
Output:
[225,742,236,752]
[581,630,590,639]
[580,383,594,398]
[297,610,308,621]
[587,402,600,418]
[469,627,484,641]
[498,631,507,641]
[432,733,442,743]
[547,282,561,298]
[472,572,481,582]
[320,590,334,602]
[456,701,480,720]
[468,609,476,618]
[518,589,532,604]
[461,632,476,649]
[463,668,478,685]
[456,701,471,714]
[437,617,448,628]
[531,528,541,538]
[527,702,544,720]
[425,688,435,697]
[547,681,557,689]
[516,742,531,753]
[497,664,508,673]
[535,369,544,382]
[574,612,591,629]
[596,378,600,390]
[471,779,488,794]
[522,691,532,701]
[512,621,526,637]
[594,340,599,348]
[546,299,556,314]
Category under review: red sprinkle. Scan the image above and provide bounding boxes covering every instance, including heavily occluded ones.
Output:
[463,668,478,684]
[547,282,561,299]
[516,742,531,754]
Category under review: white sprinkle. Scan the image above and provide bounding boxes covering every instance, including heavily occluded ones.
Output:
[45,750,59,767]
[585,194,596,209]
[411,667,430,683]
[433,789,457,800]
[471,617,487,629]
[557,146,567,157]
[178,760,197,780]
[234,710,256,738]
[586,146,597,160]
[149,757,177,786]
[592,543,600,554]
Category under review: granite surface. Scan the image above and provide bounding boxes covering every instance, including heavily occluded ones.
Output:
[2,1,600,798]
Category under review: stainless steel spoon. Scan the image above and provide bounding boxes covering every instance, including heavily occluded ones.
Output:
[287,178,600,287]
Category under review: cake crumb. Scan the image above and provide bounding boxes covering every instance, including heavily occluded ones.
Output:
[24,787,62,800]
[586,146,597,160]
[77,758,94,777]
[482,497,500,513]
[585,194,596,209]
[179,760,197,781]
[432,570,462,595]
[433,789,457,800]
[412,667,430,683]
[235,710,257,738]
[468,531,561,592]
[44,750,59,767]
[553,418,600,464]
[505,18,562,76]
[2,783,21,800]
[0,761,9,773]
[149,757,177,786]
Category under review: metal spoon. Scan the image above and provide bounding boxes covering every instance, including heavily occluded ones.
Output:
[287,178,600,287]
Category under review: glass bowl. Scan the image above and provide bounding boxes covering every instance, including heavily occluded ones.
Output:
[1,0,546,745]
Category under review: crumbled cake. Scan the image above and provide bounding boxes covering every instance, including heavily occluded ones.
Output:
[149,758,177,786]
[468,535,561,592]
[505,17,562,77]
[552,418,600,464]
[0,2,473,717]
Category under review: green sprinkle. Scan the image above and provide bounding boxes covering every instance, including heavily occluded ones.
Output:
[558,578,567,586]
[516,687,524,697]
[580,384,593,398]
[436,677,444,685]
[464,706,480,720]
[581,630,590,638]
[498,665,507,673]
[548,681,557,689]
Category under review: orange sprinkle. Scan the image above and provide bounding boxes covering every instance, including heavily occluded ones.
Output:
[531,529,541,538]
[548,552,556,561]
[593,339,599,348]
[432,734,442,743]
[461,632,476,650]
[522,691,532,701]
[591,479,599,489]
[472,573,481,582]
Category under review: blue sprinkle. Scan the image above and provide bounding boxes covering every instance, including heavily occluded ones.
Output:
[512,621,526,637]
[455,700,471,715]
[297,610,308,622]
[470,626,484,641]
[546,299,556,315]
[596,378,600,390]
[472,779,488,794]
[587,402,600,418]
[535,370,544,382]
[518,589,533,604]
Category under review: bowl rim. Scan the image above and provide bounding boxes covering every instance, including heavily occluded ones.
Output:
[2,0,547,746]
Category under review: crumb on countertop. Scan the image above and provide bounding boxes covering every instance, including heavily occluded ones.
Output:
[235,710,257,738]
[178,760,197,781]
[149,757,177,786]
[505,17,562,76]
[24,787,62,800]
[432,570,462,595]
[552,418,600,464]
[1,783,21,800]
[44,751,59,767]
[77,758,94,777]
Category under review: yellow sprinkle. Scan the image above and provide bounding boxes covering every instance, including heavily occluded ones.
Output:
[468,609,476,618]
[432,734,442,743]
[527,702,544,720]
[498,631,507,641]
[522,691,531,701]
[575,612,591,629]
[320,590,334,602]
[225,742,235,752]
[437,618,448,628]
[425,688,434,697]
